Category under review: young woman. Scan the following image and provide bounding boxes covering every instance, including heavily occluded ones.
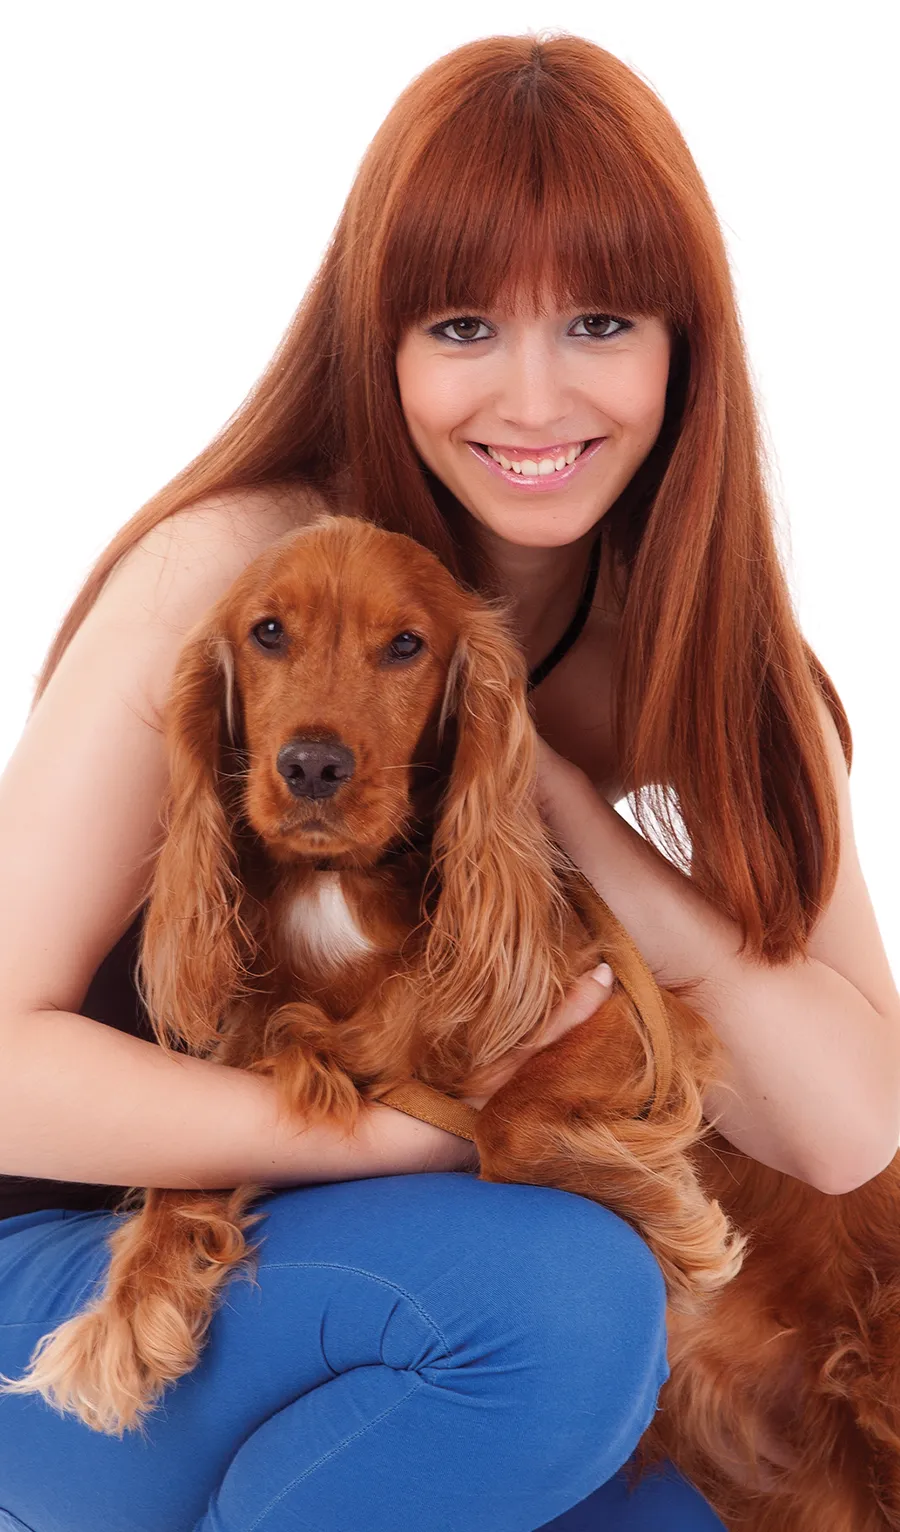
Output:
[1,31,897,1532]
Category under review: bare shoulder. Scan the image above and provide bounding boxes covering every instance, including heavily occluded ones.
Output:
[109,481,328,599]
[97,482,333,717]
[146,480,325,552]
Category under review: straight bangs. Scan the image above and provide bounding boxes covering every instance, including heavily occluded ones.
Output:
[369,52,697,345]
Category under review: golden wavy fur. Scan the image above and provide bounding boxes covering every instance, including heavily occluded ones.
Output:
[3,514,898,1531]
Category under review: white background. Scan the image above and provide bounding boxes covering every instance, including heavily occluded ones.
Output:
[1,2,897,972]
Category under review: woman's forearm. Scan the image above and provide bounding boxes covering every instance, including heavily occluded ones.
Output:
[0,1007,469,1189]
[542,774,898,1194]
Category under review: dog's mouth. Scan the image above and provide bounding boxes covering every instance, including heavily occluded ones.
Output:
[269,793,435,872]
[277,806,343,839]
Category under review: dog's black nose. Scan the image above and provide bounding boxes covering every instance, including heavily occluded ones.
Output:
[276,739,356,799]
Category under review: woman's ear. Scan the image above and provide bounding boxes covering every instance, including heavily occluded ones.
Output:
[421,605,570,1074]
[136,611,258,1055]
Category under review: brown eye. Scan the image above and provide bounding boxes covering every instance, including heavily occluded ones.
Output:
[430,316,488,344]
[386,631,424,661]
[251,618,284,651]
[575,314,632,339]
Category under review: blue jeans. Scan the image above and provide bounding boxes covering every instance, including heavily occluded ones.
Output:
[0,1172,725,1530]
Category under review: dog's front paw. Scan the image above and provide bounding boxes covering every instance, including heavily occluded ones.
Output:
[244,1007,364,1130]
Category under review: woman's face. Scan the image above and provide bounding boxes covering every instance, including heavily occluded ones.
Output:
[395,296,672,549]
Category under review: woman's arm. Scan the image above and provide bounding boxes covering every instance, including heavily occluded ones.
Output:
[0,1007,474,1187]
[534,702,900,1195]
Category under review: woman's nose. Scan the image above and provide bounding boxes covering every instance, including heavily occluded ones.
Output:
[491,343,574,433]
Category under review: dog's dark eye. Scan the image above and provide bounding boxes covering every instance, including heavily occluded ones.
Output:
[385,631,424,661]
[251,618,284,651]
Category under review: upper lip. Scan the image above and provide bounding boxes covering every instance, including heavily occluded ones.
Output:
[472,439,601,455]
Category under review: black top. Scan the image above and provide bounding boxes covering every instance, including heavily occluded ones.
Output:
[0,528,603,1222]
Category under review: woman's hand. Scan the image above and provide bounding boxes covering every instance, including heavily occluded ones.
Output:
[533,735,593,831]
[532,734,618,886]
[460,963,615,1112]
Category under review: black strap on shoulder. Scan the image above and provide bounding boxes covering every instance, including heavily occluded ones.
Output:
[527,527,603,692]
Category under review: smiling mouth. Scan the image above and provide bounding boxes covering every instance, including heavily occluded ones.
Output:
[473,437,602,454]
[466,436,609,483]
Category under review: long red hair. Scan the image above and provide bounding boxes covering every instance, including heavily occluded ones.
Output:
[29,30,850,965]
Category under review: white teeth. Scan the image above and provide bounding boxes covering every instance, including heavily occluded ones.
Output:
[486,442,586,475]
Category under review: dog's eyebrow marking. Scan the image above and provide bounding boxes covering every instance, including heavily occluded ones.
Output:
[282,871,376,972]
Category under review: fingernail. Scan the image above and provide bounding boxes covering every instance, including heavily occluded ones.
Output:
[589,963,614,987]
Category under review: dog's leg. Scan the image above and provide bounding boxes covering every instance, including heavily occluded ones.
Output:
[474,993,745,1314]
[0,1184,266,1436]
[234,998,372,1133]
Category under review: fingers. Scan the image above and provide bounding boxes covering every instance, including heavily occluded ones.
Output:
[571,962,615,1016]
[544,963,615,1044]
[533,737,590,822]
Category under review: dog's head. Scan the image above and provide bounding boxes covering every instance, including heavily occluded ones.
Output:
[205,513,505,864]
[139,512,571,1057]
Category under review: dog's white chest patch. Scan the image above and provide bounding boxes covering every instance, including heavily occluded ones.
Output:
[282,872,375,972]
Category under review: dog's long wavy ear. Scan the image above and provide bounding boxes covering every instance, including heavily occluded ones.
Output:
[421,604,571,1073]
[136,610,257,1057]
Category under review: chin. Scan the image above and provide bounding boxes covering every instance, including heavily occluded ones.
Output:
[469,505,605,548]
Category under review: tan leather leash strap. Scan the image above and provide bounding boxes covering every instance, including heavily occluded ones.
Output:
[378,1079,480,1141]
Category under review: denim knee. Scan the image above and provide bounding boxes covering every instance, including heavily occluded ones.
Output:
[199,1171,669,1504]
[398,1175,671,1492]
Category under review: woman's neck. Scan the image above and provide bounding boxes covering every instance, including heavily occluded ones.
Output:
[468,517,604,660]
